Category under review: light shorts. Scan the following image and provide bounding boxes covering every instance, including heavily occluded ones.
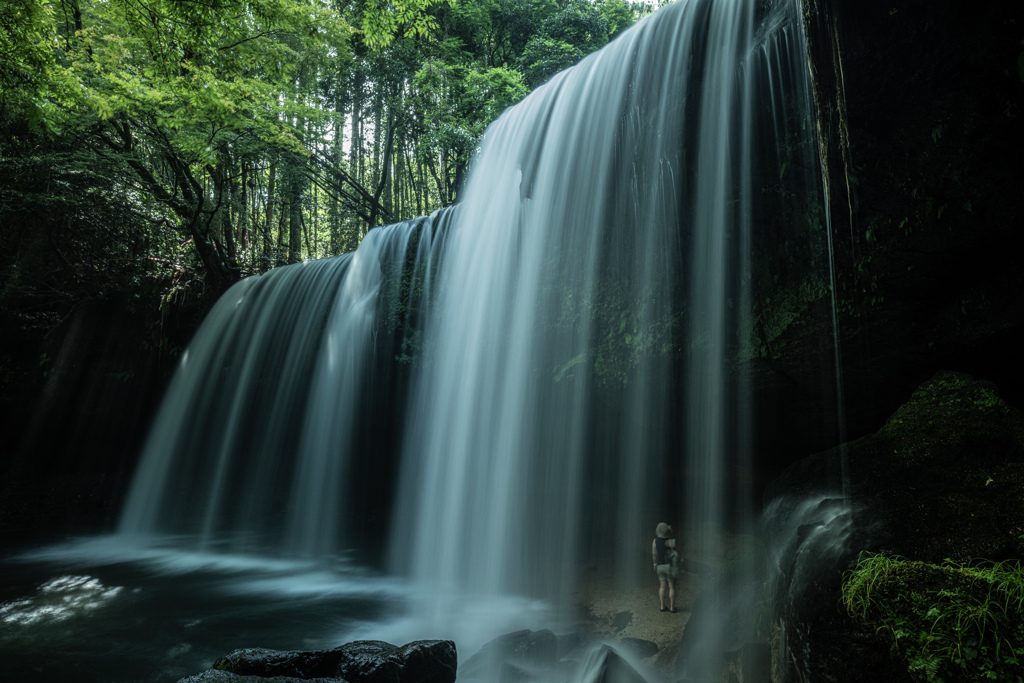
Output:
[656,564,673,582]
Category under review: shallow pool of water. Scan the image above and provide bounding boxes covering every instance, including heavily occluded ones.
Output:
[0,535,554,682]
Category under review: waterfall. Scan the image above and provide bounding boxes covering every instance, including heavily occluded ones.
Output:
[118,214,452,557]
[118,0,829,655]
[391,0,824,602]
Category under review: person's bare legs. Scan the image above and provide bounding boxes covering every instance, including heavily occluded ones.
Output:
[668,581,676,612]
[659,580,667,610]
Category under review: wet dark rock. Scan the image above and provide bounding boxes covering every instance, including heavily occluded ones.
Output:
[578,645,645,683]
[617,638,657,659]
[765,372,1024,682]
[460,629,597,682]
[390,640,458,683]
[333,641,403,683]
[610,611,631,633]
[460,629,559,680]
[193,639,455,683]
[213,647,345,679]
[177,672,234,683]
[768,372,1024,563]
[179,671,340,682]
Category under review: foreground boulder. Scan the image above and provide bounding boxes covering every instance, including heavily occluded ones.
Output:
[459,629,571,682]
[178,639,456,683]
[576,645,646,683]
[459,629,644,683]
[178,673,338,683]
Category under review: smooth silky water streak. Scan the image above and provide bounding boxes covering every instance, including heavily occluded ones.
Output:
[285,211,454,558]
[285,227,390,558]
[391,0,830,629]
[799,0,852,493]
[119,255,356,550]
[118,215,448,557]
[676,2,759,678]
[392,4,694,604]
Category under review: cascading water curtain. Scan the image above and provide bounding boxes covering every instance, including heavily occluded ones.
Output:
[118,8,831,670]
[391,0,827,628]
[118,216,449,558]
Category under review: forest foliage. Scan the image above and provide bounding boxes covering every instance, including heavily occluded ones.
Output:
[1,0,654,312]
[0,0,657,438]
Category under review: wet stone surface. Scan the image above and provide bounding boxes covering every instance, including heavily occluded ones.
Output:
[179,639,457,683]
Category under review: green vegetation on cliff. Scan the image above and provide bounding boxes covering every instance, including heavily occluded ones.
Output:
[843,552,1024,682]
[882,372,1024,469]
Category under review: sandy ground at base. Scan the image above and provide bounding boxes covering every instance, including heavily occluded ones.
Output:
[567,532,759,676]
[570,563,698,674]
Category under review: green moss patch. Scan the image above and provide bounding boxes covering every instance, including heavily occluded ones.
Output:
[842,552,1024,682]
[881,372,1024,469]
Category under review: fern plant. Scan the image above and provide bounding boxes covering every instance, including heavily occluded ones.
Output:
[841,552,1024,682]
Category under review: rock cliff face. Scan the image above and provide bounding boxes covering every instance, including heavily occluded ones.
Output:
[765,372,1024,681]
[749,0,1024,481]
[740,17,1024,678]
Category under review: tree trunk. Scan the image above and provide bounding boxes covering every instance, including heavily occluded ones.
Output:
[330,111,344,254]
[276,192,288,267]
[368,108,396,229]
[238,162,249,256]
[264,160,277,268]
[288,172,302,264]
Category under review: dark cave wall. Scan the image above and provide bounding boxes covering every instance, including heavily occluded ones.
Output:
[758,2,1024,678]
[836,0,1024,404]
[0,297,205,543]
[749,0,1024,490]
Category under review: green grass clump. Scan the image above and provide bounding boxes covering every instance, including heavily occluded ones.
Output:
[841,551,1024,682]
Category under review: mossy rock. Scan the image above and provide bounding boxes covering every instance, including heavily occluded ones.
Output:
[842,553,1024,683]
[880,491,1007,564]
[764,373,1024,683]
[768,371,1024,564]
[880,371,1024,470]
[874,373,1024,563]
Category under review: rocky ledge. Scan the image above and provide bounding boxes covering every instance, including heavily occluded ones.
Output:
[177,630,662,683]
[177,639,456,683]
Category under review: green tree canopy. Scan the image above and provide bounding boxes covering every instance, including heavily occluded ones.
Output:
[1,0,650,300]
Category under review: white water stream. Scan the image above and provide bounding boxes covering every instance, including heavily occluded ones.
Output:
[1,1,840,681]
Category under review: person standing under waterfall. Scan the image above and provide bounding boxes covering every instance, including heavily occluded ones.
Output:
[652,522,679,613]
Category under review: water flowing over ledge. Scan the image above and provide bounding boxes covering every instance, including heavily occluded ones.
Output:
[390,0,825,603]
[106,0,832,677]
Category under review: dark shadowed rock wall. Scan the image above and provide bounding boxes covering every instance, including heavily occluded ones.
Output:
[0,296,203,544]
[749,0,1024,492]
[765,372,1024,681]
[756,2,1024,676]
